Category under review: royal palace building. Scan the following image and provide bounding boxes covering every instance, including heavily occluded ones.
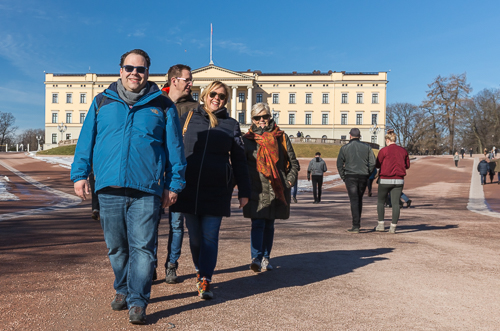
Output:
[44,64,387,149]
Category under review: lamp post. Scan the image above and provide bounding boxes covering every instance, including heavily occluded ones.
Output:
[36,135,42,151]
[57,122,67,143]
[369,125,380,144]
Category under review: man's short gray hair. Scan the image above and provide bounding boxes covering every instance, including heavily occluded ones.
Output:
[251,102,271,118]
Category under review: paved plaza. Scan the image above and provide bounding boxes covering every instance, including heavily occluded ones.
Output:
[0,153,499,330]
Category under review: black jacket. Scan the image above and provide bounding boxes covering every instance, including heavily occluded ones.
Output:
[337,138,376,179]
[170,105,251,216]
[477,160,489,175]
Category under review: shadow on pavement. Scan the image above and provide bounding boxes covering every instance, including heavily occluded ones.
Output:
[394,224,458,233]
[148,248,393,324]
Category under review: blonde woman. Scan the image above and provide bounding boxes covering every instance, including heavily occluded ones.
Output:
[170,81,251,299]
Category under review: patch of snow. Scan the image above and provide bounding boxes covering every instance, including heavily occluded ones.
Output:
[0,176,19,201]
[27,152,73,169]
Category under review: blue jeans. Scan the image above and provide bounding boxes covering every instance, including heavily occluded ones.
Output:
[98,188,160,309]
[184,214,222,281]
[481,174,487,185]
[251,218,275,261]
[291,180,298,199]
[165,211,184,267]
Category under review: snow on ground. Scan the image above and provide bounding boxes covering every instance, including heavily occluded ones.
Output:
[27,152,73,169]
[0,176,19,201]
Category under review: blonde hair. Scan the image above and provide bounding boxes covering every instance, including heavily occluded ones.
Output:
[200,81,230,128]
[385,129,397,142]
[251,102,271,118]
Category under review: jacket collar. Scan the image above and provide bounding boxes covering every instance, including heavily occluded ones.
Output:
[104,81,161,107]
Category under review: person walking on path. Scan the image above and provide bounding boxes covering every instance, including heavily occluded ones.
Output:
[337,128,376,233]
[488,160,496,184]
[375,130,410,234]
[71,49,187,325]
[307,152,327,203]
[469,147,473,157]
[454,152,460,167]
[170,81,251,300]
[460,148,465,159]
[291,160,300,203]
[160,64,199,285]
[477,158,489,185]
[243,102,299,273]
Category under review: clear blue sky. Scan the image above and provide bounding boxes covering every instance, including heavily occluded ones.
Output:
[2,0,500,131]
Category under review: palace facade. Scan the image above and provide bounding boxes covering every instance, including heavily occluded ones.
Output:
[44,64,387,149]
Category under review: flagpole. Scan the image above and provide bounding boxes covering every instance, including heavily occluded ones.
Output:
[210,23,214,65]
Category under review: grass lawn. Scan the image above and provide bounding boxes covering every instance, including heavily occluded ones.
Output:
[37,145,76,155]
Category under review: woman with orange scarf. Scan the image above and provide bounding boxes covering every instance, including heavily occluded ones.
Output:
[243,103,299,272]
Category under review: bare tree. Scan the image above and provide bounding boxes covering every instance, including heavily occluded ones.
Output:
[0,111,18,146]
[386,102,428,153]
[422,73,472,154]
[17,128,45,151]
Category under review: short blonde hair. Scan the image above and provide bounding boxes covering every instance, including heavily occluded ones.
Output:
[251,102,271,118]
[199,81,230,128]
[385,129,397,142]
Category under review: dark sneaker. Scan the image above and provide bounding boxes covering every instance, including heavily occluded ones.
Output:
[111,293,127,311]
[91,210,100,221]
[197,277,213,300]
[406,199,412,208]
[250,258,261,272]
[347,227,360,234]
[261,257,273,271]
[292,197,297,203]
[165,262,179,284]
[129,306,146,325]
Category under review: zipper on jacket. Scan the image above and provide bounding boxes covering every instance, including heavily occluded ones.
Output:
[194,121,211,214]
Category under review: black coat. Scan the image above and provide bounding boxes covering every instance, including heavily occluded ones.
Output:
[170,105,251,216]
[477,160,489,175]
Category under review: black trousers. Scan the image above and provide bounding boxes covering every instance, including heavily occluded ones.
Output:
[344,176,368,228]
[311,175,323,202]
[89,172,99,211]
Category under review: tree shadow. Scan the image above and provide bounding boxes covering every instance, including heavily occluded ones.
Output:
[391,224,458,233]
[148,248,393,324]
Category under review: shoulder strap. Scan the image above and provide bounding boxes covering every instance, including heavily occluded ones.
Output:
[95,96,108,116]
[182,110,194,137]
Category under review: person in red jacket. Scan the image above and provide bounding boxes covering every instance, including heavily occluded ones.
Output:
[375,130,410,233]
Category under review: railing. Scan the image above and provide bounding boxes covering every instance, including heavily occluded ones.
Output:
[290,137,379,150]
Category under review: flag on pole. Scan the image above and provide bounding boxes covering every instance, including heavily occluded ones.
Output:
[211,23,213,35]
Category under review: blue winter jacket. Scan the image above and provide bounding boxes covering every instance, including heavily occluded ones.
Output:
[70,81,187,197]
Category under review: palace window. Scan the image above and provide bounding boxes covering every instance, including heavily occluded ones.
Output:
[80,113,86,124]
[66,113,72,124]
[341,113,347,125]
[66,93,72,104]
[256,93,263,103]
[289,113,295,125]
[356,93,363,104]
[322,93,329,104]
[305,93,312,104]
[322,113,328,125]
[52,113,58,123]
[52,93,58,103]
[272,93,279,104]
[372,93,379,104]
[238,112,245,124]
[289,93,296,104]
[372,114,378,125]
[341,93,348,104]
[239,92,245,102]
[52,133,57,144]
[80,93,86,104]
[192,92,199,101]
[356,113,363,125]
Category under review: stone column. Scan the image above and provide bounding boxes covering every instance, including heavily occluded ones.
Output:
[231,86,238,119]
[246,86,253,124]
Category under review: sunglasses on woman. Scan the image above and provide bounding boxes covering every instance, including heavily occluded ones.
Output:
[252,114,271,121]
[209,91,226,100]
[122,65,148,74]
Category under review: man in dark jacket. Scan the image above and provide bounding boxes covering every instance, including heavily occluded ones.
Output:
[160,64,199,285]
[307,152,327,203]
[337,128,376,233]
[477,158,489,185]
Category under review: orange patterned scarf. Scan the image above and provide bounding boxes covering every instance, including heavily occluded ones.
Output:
[245,124,287,205]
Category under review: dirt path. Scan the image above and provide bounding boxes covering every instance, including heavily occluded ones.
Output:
[0,153,499,330]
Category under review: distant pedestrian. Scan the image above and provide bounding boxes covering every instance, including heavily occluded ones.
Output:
[401,192,412,208]
[477,158,489,185]
[484,148,488,158]
[296,131,302,138]
[454,152,459,167]
[375,129,410,233]
[337,128,376,233]
[488,149,495,161]
[291,160,300,203]
[488,160,496,184]
[366,168,377,197]
[460,148,465,159]
[307,152,327,203]
[469,148,473,157]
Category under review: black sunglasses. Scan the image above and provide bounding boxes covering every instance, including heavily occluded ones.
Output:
[122,65,148,74]
[209,91,226,100]
[252,114,271,121]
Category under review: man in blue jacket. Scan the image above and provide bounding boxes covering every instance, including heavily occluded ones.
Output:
[71,49,186,325]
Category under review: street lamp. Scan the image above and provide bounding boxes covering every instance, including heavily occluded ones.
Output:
[36,135,42,151]
[369,125,380,144]
[57,122,67,143]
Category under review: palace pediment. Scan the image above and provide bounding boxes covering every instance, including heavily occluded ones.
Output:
[193,64,254,82]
